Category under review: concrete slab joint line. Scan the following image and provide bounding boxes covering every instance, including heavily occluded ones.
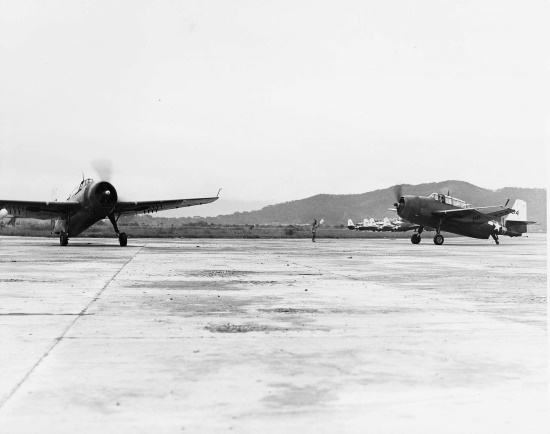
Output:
[0,244,147,411]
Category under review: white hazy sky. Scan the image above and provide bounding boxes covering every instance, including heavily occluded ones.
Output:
[1,0,548,214]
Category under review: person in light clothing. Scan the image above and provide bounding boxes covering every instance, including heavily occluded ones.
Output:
[312,219,320,242]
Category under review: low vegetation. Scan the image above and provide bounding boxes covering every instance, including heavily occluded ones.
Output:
[0,219,421,239]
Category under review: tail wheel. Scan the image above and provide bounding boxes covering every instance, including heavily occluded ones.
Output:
[60,232,69,246]
[119,232,128,247]
[411,234,421,244]
[433,234,444,245]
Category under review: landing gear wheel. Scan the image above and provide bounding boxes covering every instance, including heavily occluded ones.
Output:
[118,232,128,247]
[433,234,444,245]
[411,233,421,244]
[60,232,69,246]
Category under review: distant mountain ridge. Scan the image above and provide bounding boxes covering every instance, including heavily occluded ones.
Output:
[189,181,547,230]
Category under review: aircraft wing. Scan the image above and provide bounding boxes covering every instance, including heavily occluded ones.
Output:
[0,200,80,220]
[113,197,219,215]
[432,206,515,221]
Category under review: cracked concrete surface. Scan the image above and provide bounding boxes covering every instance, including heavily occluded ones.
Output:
[0,235,546,433]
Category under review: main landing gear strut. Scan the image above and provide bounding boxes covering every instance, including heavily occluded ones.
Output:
[490,233,500,245]
[60,232,69,246]
[59,213,70,246]
[432,217,445,245]
[108,213,128,247]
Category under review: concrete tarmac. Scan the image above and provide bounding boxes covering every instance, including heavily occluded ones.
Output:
[0,235,546,433]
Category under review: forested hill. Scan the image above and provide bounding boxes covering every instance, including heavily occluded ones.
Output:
[188,181,547,230]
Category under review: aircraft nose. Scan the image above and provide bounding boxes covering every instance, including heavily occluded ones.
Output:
[395,197,405,214]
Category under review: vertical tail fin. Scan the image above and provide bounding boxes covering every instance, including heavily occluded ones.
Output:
[506,199,527,222]
[347,219,355,230]
[505,199,534,235]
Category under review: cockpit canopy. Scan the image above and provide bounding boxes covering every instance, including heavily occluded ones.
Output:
[68,178,94,199]
[428,192,472,209]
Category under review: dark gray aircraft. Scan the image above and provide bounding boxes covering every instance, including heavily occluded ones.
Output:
[393,187,534,245]
[0,177,218,246]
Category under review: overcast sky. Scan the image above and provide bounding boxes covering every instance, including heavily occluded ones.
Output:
[1,0,548,216]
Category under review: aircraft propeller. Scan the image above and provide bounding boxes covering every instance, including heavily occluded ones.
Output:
[92,159,112,182]
[393,184,402,207]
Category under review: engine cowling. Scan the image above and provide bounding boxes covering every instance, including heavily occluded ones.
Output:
[396,196,421,221]
[87,181,118,216]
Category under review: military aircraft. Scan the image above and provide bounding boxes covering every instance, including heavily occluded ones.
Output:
[0,176,219,246]
[347,218,378,231]
[392,186,535,245]
[388,217,422,232]
[377,217,396,232]
[348,217,416,232]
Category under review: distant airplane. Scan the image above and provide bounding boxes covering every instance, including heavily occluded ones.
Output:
[363,218,378,231]
[393,187,535,245]
[0,177,219,246]
[347,218,378,231]
[388,217,422,232]
[378,217,396,232]
[348,216,419,233]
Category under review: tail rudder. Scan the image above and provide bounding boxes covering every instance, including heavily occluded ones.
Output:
[347,219,355,230]
[505,199,535,235]
[506,200,527,222]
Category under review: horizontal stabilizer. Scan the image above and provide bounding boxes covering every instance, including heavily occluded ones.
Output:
[506,220,536,225]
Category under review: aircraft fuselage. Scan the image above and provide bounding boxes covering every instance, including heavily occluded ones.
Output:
[397,195,521,239]
[53,180,118,237]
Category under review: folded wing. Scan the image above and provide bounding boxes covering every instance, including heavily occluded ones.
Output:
[432,205,515,222]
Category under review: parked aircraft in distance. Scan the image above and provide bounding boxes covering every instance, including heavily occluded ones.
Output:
[347,218,379,231]
[348,216,420,232]
[393,186,535,245]
[378,217,396,232]
[0,177,219,246]
[388,217,422,232]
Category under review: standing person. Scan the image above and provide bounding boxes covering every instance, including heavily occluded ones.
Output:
[312,219,319,242]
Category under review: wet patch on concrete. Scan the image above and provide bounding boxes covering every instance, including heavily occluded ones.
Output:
[0,279,32,283]
[186,270,257,278]
[155,293,283,317]
[229,280,281,286]
[204,323,286,333]
[0,313,94,316]
[0,278,59,283]
[130,280,258,291]
[0,258,116,264]
[260,307,425,316]
[259,308,320,314]
[129,278,289,292]
[499,295,546,304]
